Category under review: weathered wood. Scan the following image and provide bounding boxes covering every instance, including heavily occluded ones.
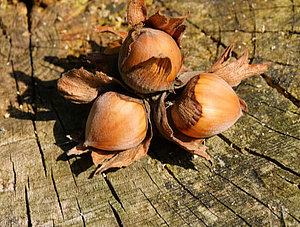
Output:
[0,0,299,226]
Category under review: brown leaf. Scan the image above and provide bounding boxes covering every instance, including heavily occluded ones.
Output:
[209,44,233,72]
[127,0,147,26]
[57,68,122,104]
[95,26,128,40]
[91,150,118,166]
[67,142,91,156]
[175,71,202,89]
[67,143,118,166]
[153,92,211,162]
[208,45,271,87]
[94,137,149,174]
[238,98,248,112]
[146,11,187,46]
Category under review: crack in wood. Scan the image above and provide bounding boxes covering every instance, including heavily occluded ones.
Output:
[247,0,257,63]
[261,73,300,108]
[27,176,30,191]
[208,29,300,35]
[0,17,7,36]
[6,26,12,62]
[108,201,123,227]
[75,196,86,227]
[215,172,280,218]
[287,212,300,223]
[25,185,32,227]
[259,101,300,116]
[139,188,170,226]
[185,206,208,227]
[214,26,222,62]
[280,206,287,227]
[246,148,300,178]
[51,169,65,220]
[290,0,295,33]
[69,162,79,188]
[218,134,300,178]
[21,0,48,178]
[245,112,300,140]
[163,165,218,221]
[30,111,48,177]
[258,59,298,67]
[206,191,251,226]
[102,174,125,211]
[49,100,67,133]
[49,100,79,189]
[276,173,300,190]
[143,168,161,190]
[10,154,16,194]
[143,168,192,225]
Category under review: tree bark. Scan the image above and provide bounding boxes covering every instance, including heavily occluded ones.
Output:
[0,0,299,226]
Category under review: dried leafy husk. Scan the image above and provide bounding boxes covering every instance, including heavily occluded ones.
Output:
[208,45,271,87]
[145,11,187,47]
[175,70,203,89]
[94,122,152,174]
[57,68,123,104]
[91,150,118,167]
[152,92,211,161]
[126,0,187,47]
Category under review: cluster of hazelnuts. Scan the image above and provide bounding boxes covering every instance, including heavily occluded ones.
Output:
[58,0,270,174]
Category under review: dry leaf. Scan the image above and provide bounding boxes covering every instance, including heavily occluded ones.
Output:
[57,68,122,104]
[208,45,271,87]
[91,150,118,166]
[146,11,187,47]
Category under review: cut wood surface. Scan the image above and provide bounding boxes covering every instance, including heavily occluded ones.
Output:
[0,0,299,226]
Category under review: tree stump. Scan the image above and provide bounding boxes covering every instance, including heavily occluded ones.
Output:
[0,0,299,226]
